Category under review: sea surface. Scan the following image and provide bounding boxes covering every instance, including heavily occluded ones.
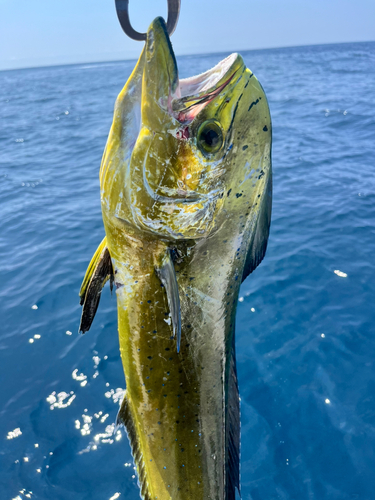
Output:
[1,41,375,500]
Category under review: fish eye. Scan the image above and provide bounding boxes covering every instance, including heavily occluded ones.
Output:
[197,120,224,155]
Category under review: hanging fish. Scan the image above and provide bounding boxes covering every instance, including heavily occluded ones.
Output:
[79,16,272,500]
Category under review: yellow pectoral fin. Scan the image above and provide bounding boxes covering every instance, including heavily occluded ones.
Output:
[79,237,113,334]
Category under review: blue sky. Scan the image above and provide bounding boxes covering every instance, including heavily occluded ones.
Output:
[0,0,374,70]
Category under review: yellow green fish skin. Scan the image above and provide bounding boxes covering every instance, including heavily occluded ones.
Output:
[97,17,271,500]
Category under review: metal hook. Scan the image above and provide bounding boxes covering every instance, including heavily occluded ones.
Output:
[115,0,181,41]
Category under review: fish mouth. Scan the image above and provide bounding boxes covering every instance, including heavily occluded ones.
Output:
[172,53,239,123]
[180,53,239,97]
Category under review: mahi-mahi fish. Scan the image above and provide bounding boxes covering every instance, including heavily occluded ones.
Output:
[79,16,272,500]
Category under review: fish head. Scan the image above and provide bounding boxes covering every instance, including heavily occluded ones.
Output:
[101,17,271,242]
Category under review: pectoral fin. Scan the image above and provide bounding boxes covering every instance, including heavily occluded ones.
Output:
[79,237,114,334]
[156,249,182,353]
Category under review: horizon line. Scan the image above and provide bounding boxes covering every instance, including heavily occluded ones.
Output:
[1,39,374,74]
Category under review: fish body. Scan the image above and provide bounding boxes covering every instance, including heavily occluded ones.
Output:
[80,17,272,500]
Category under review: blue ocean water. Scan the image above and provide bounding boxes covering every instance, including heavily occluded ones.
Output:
[1,41,375,500]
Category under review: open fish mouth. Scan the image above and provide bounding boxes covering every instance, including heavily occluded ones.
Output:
[172,53,239,123]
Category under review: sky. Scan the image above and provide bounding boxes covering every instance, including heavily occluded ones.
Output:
[0,0,374,71]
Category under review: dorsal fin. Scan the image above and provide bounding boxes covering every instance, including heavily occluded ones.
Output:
[116,393,152,500]
[226,339,241,500]
[242,171,272,283]
[79,237,113,334]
